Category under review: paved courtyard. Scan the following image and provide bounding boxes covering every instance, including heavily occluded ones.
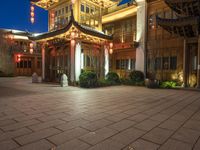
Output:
[0,77,200,150]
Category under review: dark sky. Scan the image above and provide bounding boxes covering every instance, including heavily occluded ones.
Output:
[0,0,48,33]
[0,0,130,33]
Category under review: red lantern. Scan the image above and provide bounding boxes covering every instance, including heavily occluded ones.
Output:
[30,5,35,24]
[30,48,34,54]
[17,55,21,62]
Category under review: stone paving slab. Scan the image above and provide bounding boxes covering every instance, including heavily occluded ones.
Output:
[0,77,200,150]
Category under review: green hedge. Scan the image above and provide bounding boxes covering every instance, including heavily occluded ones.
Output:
[160,81,177,89]
[79,71,98,88]
[105,72,120,85]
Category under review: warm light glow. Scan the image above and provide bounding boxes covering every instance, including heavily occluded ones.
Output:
[109,42,113,48]
[102,5,137,24]
[17,55,21,62]
[31,17,35,24]
[71,0,76,4]
[71,39,75,45]
[71,31,75,39]
[30,5,35,24]
[109,49,113,54]
[30,43,33,48]
[30,48,34,54]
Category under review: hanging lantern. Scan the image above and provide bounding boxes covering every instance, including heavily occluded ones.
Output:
[17,55,21,62]
[109,42,113,49]
[30,49,34,54]
[30,5,35,24]
[109,49,113,54]
[30,42,34,54]
[70,31,75,39]
[71,0,76,4]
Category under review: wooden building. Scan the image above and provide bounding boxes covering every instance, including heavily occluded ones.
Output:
[29,0,146,83]
[147,0,200,88]
[0,29,42,76]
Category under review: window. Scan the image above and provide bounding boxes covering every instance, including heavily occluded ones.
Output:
[28,61,32,68]
[81,4,85,12]
[55,11,57,17]
[37,61,41,69]
[62,8,64,14]
[86,5,89,13]
[130,59,135,70]
[24,61,28,68]
[170,56,177,70]
[66,6,68,13]
[58,10,61,16]
[163,57,169,70]
[20,61,23,68]
[91,7,94,14]
[116,60,120,69]
[155,57,161,70]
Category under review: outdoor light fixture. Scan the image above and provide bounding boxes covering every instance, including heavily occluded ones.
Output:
[30,42,34,54]
[109,42,113,54]
[30,5,35,24]
[17,55,21,62]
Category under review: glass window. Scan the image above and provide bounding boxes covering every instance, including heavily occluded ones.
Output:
[116,60,120,69]
[55,11,57,17]
[62,8,64,14]
[58,10,61,16]
[24,61,27,68]
[86,5,89,13]
[66,6,68,13]
[131,59,135,70]
[163,57,169,70]
[170,56,177,70]
[20,61,23,68]
[28,61,32,68]
[155,57,161,70]
[81,4,85,12]
[91,7,94,14]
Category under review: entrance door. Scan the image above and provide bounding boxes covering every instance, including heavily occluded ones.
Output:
[49,48,68,82]
[16,57,33,76]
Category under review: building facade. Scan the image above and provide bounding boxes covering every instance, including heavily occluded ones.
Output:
[30,0,146,83]
[147,0,200,88]
[0,29,42,76]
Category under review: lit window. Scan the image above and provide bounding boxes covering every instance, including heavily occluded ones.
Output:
[81,4,85,12]
[86,5,89,13]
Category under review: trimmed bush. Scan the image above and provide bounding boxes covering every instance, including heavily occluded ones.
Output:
[106,72,120,85]
[160,81,177,89]
[79,71,98,88]
[129,71,144,82]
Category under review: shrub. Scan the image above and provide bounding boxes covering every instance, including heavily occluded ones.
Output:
[160,81,177,89]
[98,79,111,87]
[129,71,144,83]
[79,71,98,88]
[106,72,120,85]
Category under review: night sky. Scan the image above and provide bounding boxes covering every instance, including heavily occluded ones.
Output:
[0,0,130,33]
[0,0,48,33]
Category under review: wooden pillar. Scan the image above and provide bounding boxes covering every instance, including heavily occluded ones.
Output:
[183,39,188,87]
[70,39,76,82]
[197,37,200,88]
[42,44,45,81]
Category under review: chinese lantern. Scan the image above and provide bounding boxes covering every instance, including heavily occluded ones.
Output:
[30,42,34,54]
[71,0,76,4]
[109,42,113,49]
[51,12,55,28]
[17,55,21,62]
[109,49,113,54]
[30,5,35,24]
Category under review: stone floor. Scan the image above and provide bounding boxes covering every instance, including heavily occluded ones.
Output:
[0,77,200,150]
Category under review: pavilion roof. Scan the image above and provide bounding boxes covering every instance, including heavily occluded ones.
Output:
[29,10,112,41]
[156,16,200,38]
[165,0,200,16]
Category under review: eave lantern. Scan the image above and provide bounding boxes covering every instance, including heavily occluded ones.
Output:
[109,42,113,54]
[30,42,34,54]
[30,5,35,24]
